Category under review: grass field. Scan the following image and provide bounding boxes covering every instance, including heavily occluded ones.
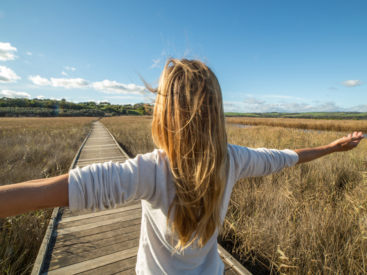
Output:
[225,112,367,119]
[102,116,367,275]
[0,117,95,275]
[227,116,367,133]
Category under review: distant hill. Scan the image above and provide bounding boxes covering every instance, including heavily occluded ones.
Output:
[225,112,367,120]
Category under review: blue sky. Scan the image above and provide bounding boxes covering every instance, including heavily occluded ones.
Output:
[0,0,366,112]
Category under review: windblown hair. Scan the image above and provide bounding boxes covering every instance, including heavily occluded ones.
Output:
[149,58,228,250]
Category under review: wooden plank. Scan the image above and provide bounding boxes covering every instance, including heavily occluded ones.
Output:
[76,256,137,275]
[218,245,252,275]
[53,224,141,249]
[83,144,116,148]
[52,231,140,258]
[79,147,123,151]
[225,268,240,275]
[100,123,130,159]
[53,219,141,243]
[61,201,141,218]
[76,158,127,164]
[77,156,125,162]
[41,247,139,275]
[46,239,140,271]
[57,209,142,229]
[114,268,136,275]
[87,138,114,140]
[60,204,141,223]
[54,212,142,236]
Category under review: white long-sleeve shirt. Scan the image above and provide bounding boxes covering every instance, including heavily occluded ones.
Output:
[68,144,299,275]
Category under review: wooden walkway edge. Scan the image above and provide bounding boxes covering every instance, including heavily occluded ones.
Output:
[31,121,251,275]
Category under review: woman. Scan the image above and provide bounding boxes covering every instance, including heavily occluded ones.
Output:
[0,59,364,274]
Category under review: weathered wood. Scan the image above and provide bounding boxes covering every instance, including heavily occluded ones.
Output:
[54,212,142,236]
[57,209,142,229]
[52,231,141,258]
[225,268,240,275]
[53,225,141,250]
[76,256,137,275]
[61,201,141,218]
[41,247,139,275]
[53,219,142,244]
[46,239,140,271]
[218,245,252,275]
[59,204,141,223]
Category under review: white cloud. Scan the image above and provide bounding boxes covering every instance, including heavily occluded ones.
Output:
[24,60,30,64]
[104,96,139,99]
[92,80,145,95]
[341,79,363,87]
[88,99,110,105]
[51,77,88,88]
[0,89,31,98]
[244,97,265,104]
[61,71,67,76]
[0,42,18,61]
[28,75,89,88]
[39,54,44,57]
[28,75,51,86]
[36,95,45,99]
[26,52,32,55]
[0,65,21,83]
[65,66,76,71]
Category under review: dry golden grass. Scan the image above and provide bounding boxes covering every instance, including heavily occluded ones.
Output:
[227,117,367,133]
[0,117,95,275]
[102,116,367,274]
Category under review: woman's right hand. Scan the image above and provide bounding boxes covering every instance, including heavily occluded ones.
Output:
[329,131,364,152]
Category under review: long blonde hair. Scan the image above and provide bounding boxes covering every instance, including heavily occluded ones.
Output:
[150,58,228,250]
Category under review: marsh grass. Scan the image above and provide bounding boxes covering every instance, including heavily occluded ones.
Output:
[227,117,367,133]
[102,117,367,274]
[0,117,95,275]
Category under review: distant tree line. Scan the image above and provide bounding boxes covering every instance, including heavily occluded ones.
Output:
[0,107,105,117]
[0,98,154,117]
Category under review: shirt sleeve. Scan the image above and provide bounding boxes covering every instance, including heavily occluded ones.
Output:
[228,144,299,182]
[68,152,157,211]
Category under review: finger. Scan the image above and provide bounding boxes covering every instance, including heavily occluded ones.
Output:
[353,131,358,137]
[358,131,363,137]
[348,133,352,138]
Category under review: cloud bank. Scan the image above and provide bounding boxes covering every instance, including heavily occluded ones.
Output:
[0,42,18,61]
[224,97,367,113]
[0,89,30,98]
[92,80,145,95]
[28,75,89,88]
[341,79,363,87]
[0,65,21,83]
[28,75,145,95]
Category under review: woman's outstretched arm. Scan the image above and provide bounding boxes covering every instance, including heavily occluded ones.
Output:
[0,174,69,218]
[294,131,364,164]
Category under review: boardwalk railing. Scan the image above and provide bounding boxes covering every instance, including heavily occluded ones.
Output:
[32,121,251,275]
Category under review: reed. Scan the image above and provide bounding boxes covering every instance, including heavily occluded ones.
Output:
[227,116,367,133]
[0,117,95,275]
[102,116,367,274]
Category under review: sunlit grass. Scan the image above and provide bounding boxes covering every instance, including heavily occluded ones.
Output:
[227,116,367,133]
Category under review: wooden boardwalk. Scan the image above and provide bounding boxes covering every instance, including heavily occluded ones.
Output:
[32,121,251,275]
